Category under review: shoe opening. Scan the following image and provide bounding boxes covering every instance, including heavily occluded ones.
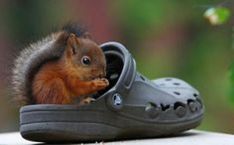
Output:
[93,50,124,99]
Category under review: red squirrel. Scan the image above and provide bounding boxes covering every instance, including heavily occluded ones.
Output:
[12,24,109,105]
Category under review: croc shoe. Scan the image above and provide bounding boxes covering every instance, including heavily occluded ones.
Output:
[20,42,204,142]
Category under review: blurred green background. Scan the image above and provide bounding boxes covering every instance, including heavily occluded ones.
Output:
[0,0,233,134]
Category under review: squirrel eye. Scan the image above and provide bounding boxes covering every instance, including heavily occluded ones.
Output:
[81,56,91,66]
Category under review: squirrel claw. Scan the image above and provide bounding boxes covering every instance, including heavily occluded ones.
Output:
[79,97,96,105]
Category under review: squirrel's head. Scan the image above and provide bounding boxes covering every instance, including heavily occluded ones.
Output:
[62,33,106,81]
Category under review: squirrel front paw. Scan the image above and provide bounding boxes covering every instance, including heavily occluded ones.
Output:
[92,78,109,90]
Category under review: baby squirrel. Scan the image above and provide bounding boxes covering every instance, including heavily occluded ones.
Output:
[12,24,109,105]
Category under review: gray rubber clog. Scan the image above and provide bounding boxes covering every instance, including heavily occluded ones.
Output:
[20,42,204,143]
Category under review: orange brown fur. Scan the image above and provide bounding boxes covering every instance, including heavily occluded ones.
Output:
[32,33,109,104]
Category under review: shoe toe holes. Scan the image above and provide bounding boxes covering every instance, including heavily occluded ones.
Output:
[173,82,180,86]
[174,102,186,117]
[173,91,181,96]
[165,78,172,81]
[193,93,198,98]
[145,102,160,118]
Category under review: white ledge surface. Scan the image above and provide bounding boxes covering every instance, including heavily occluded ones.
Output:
[0,130,234,145]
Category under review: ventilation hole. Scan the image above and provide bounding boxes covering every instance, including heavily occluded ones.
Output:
[165,78,172,81]
[174,102,186,117]
[145,102,157,110]
[193,93,198,97]
[173,102,185,110]
[140,75,146,81]
[173,91,180,95]
[145,102,159,118]
[187,99,198,112]
[173,82,180,86]
[160,104,170,111]
[187,99,195,104]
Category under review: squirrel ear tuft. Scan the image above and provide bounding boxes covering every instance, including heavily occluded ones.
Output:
[67,33,80,55]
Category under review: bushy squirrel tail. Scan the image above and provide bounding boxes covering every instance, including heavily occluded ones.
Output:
[12,23,88,105]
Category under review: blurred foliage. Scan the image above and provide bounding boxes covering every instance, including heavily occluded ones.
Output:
[4,1,66,45]
[230,63,234,104]
[204,7,231,25]
[0,0,233,134]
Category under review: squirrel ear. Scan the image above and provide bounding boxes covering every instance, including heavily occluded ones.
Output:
[66,33,80,55]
